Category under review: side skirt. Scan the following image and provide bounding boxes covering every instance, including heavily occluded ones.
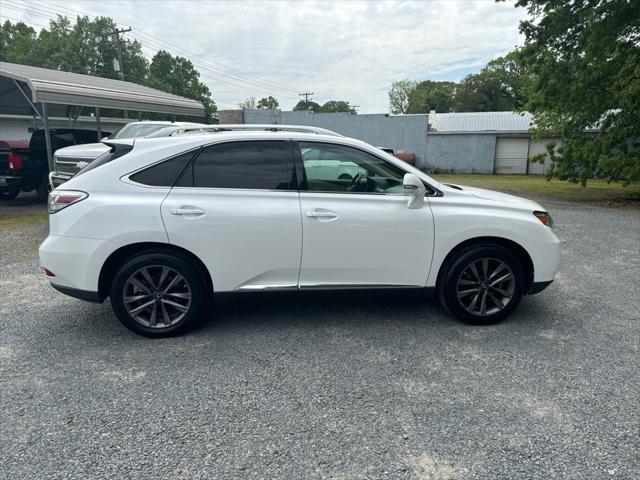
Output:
[214,286,436,303]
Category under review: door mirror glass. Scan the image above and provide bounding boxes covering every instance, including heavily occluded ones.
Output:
[403,173,426,209]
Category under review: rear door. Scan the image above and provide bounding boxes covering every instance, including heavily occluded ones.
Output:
[161,140,302,292]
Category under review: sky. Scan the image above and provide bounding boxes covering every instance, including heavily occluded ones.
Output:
[1,0,528,113]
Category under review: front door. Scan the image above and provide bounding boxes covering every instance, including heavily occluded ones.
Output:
[161,140,302,292]
[296,141,434,288]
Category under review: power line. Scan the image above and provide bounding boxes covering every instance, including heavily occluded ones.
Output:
[28,0,302,96]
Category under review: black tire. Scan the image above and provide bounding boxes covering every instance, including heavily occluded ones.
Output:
[438,244,525,325]
[0,187,20,200]
[338,174,353,181]
[36,176,50,203]
[110,251,208,337]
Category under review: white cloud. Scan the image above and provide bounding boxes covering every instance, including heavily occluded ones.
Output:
[3,0,527,112]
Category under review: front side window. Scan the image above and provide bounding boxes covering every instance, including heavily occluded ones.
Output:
[298,142,406,194]
[181,141,295,190]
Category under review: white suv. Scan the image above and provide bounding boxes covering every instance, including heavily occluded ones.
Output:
[39,126,560,337]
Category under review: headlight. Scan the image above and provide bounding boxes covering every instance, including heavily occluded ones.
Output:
[533,211,553,227]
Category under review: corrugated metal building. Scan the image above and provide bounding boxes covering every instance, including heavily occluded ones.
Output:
[223,108,560,174]
[427,111,560,174]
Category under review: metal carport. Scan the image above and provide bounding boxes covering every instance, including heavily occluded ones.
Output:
[0,61,206,169]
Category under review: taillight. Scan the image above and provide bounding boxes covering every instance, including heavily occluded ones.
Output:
[7,152,23,170]
[48,190,88,214]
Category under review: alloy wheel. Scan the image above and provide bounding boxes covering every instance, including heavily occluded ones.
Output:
[122,265,192,328]
[456,257,515,316]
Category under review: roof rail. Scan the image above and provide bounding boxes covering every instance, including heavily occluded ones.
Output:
[177,124,343,137]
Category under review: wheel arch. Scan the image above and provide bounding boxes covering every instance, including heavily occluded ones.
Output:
[98,242,214,301]
[435,236,534,294]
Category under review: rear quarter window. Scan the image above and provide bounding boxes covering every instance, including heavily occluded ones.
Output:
[129,150,197,187]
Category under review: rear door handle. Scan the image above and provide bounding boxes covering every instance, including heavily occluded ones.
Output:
[169,206,206,217]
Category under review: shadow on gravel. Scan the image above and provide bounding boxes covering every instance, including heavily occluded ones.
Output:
[40,292,555,347]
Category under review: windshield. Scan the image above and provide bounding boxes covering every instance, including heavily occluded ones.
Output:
[109,124,168,140]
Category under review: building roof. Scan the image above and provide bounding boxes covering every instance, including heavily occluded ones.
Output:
[0,62,205,117]
[428,111,533,133]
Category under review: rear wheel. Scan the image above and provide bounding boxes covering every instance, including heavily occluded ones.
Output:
[438,244,525,325]
[36,176,50,203]
[110,252,207,337]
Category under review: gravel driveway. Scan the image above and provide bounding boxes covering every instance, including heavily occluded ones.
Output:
[1,193,639,479]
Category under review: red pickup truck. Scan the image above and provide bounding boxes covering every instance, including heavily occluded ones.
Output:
[0,129,108,201]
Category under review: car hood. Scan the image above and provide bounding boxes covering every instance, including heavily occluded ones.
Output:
[442,183,546,211]
[55,142,110,158]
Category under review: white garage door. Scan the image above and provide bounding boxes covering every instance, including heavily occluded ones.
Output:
[495,138,529,174]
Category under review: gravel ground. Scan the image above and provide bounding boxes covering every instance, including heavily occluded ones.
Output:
[1,192,639,479]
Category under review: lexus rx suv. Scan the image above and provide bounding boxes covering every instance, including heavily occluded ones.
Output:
[39,126,560,337]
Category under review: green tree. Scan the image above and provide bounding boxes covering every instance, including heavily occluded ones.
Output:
[148,50,217,121]
[506,0,640,184]
[388,79,416,114]
[0,20,39,65]
[257,96,279,109]
[293,99,321,112]
[320,100,356,114]
[407,80,457,113]
[453,54,528,112]
[238,96,257,109]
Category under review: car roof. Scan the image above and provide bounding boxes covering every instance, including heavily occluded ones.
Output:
[127,130,360,152]
[123,121,206,127]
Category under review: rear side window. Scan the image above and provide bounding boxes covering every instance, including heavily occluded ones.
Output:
[180,141,295,190]
[129,150,197,186]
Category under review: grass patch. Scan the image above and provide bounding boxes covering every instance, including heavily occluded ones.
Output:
[430,174,640,204]
[0,211,48,229]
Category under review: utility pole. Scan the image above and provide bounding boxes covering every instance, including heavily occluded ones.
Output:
[113,27,132,81]
[299,92,314,110]
[113,27,132,118]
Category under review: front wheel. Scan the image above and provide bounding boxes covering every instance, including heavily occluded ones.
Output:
[438,244,525,325]
[110,252,208,337]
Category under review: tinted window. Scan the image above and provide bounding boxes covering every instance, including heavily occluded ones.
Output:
[298,142,406,194]
[186,141,294,190]
[52,133,76,150]
[129,151,196,186]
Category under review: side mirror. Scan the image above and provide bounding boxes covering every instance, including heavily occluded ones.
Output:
[403,173,426,209]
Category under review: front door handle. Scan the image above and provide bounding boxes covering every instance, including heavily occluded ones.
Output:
[304,210,339,221]
[169,206,206,217]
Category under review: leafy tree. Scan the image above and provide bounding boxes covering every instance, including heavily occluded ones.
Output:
[453,53,529,112]
[388,79,416,114]
[0,20,39,65]
[407,80,457,113]
[238,96,257,109]
[505,0,640,184]
[257,96,279,109]
[293,99,321,112]
[320,100,356,114]
[148,50,216,121]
